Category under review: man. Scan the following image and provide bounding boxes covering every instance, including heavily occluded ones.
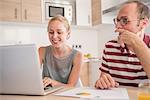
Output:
[95,0,150,89]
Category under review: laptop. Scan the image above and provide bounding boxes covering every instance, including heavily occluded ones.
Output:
[0,44,63,95]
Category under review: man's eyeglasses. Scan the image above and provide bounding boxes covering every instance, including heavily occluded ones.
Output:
[113,17,143,26]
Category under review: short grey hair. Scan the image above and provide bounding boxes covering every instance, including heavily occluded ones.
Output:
[123,0,150,20]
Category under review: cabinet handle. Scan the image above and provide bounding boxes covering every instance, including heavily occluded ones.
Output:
[14,8,17,19]
[24,9,27,20]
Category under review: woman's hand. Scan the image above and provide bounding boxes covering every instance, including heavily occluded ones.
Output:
[95,72,119,89]
[43,77,52,88]
[43,77,64,87]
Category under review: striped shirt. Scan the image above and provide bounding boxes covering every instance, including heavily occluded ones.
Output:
[100,34,150,87]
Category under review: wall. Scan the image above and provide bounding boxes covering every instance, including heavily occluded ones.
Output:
[0,23,48,46]
[0,23,98,57]
[102,0,128,10]
[1,22,150,58]
[70,27,98,57]
[96,24,117,57]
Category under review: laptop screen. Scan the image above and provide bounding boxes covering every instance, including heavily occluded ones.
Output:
[0,47,2,93]
[0,44,45,95]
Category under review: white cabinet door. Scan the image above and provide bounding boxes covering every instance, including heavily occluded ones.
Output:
[76,0,91,26]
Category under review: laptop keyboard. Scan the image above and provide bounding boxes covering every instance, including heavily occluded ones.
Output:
[44,84,52,90]
[44,86,64,93]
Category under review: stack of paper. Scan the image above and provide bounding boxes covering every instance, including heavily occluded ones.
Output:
[55,87,129,100]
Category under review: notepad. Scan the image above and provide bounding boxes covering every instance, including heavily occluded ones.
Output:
[55,87,129,100]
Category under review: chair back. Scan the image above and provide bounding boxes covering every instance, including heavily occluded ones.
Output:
[76,78,83,87]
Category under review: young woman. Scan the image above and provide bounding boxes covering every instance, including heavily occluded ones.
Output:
[39,15,83,88]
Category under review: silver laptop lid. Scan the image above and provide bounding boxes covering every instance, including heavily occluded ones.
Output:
[0,44,45,95]
[0,47,2,93]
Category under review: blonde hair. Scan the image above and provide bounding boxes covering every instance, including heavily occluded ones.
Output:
[47,15,70,33]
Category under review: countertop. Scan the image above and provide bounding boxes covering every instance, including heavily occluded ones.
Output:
[84,58,101,62]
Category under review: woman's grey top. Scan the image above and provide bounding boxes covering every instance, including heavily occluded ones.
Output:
[42,45,78,84]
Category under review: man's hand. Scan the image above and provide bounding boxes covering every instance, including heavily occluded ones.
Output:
[115,28,143,49]
[95,72,119,89]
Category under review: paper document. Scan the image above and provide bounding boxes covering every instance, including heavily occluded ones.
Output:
[55,87,129,100]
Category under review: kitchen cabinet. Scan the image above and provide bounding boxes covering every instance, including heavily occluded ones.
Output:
[76,0,91,26]
[91,0,101,25]
[0,0,42,23]
[76,0,128,26]
[92,0,129,25]
[76,0,102,26]
[21,0,41,23]
[0,0,21,22]
[92,0,117,26]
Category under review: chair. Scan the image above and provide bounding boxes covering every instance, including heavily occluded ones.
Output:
[75,78,83,87]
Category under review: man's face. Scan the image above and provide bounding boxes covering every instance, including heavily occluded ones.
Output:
[115,3,142,34]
